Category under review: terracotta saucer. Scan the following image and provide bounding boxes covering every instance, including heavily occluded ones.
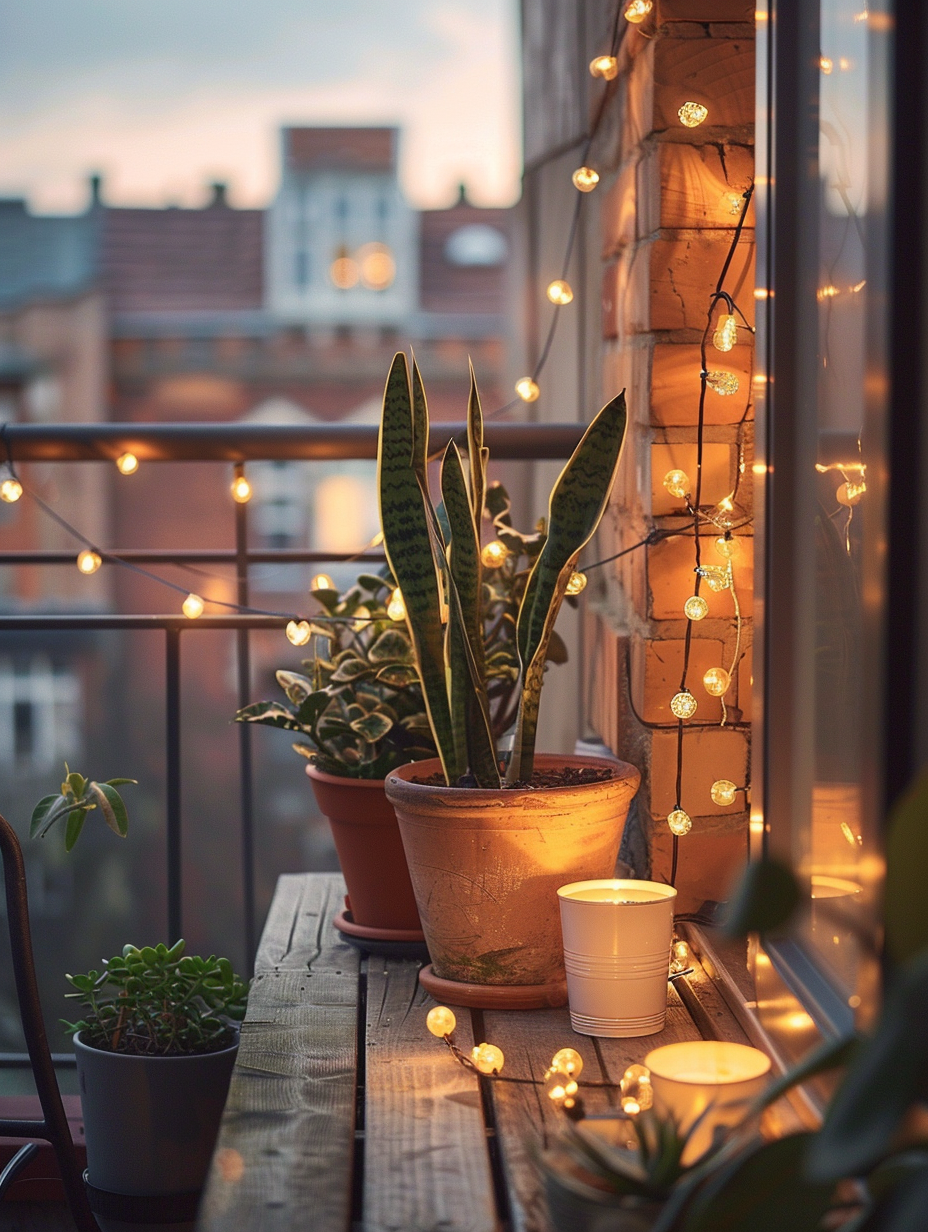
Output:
[333,909,430,960]
[418,964,569,1010]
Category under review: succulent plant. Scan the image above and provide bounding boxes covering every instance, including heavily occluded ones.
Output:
[377,353,627,786]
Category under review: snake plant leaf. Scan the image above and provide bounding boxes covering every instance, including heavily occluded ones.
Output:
[508,390,627,781]
[884,768,928,964]
[441,440,500,786]
[89,781,129,838]
[410,355,430,480]
[466,360,487,525]
[378,352,456,780]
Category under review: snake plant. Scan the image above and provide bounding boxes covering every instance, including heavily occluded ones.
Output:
[377,353,627,787]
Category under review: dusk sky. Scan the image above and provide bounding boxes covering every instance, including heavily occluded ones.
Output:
[0,0,522,214]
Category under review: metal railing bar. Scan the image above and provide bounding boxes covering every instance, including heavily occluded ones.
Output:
[2,421,584,463]
[234,476,257,974]
[0,1053,76,1067]
[165,628,182,945]
[0,615,290,630]
[0,550,387,566]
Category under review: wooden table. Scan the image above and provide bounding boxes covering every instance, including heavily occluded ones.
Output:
[198,874,755,1232]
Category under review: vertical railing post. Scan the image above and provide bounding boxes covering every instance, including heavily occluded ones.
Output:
[165,626,182,944]
[234,464,256,974]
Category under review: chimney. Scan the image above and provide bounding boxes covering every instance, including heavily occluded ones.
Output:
[88,174,103,208]
[207,181,229,208]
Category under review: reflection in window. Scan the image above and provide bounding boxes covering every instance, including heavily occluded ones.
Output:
[0,656,81,769]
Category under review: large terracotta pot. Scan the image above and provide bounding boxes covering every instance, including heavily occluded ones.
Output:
[306,764,422,933]
[385,754,639,1005]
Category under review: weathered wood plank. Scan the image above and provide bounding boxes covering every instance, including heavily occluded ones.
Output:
[364,961,498,1232]
[198,874,359,1232]
[484,986,707,1232]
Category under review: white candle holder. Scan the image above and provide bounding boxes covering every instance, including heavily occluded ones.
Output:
[556,879,677,1037]
[644,1040,771,1161]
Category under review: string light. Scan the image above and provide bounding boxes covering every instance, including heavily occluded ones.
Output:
[116,453,139,476]
[545,1069,578,1104]
[77,549,102,575]
[310,573,335,592]
[471,1043,505,1075]
[699,565,730,592]
[550,1049,584,1078]
[670,691,697,720]
[231,475,252,504]
[515,377,541,402]
[286,619,312,647]
[426,1006,457,1038]
[723,192,744,217]
[546,280,574,305]
[684,595,709,621]
[702,667,731,697]
[705,371,740,396]
[715,534,736,559]
[710,779,738,807]
[481,540,510,568]
[571,166,600,193]
[836,481,866,507]
[623,0,652,22]
[678,102,709,128]
[712,314,738,352]
[671,940,690,972]
[668,808,692,836]
[620,1064,653,1114]
[330,251,359,289]
[0,478,23,503]
[663,469,690,499]
[589,54,619,79]
[182,593,205,619]
[820,55,834,74]
[565,570,587,596]
[387,587,407,622]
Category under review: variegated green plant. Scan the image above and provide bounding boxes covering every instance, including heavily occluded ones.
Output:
[378,353,627,787]
[30,766,136,851]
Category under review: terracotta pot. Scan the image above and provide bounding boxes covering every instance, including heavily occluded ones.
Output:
[306,764,422,932]
[385,755,639,992]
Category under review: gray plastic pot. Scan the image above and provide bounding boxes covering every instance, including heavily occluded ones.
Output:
[74,1032,237,1199]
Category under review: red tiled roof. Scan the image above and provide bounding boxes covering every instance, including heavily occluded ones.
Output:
[100,204,263,313]
[284,127,396,173]
[419,202,511,315]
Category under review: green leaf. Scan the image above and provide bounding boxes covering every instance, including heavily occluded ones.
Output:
[866,1160,928,1232]
[67,771,86,798]
[235,701,305,731]
[349,712,394,742]
[681,1134,835,1232]
[89,781,129,838]
[355,573,390,593]
[30,793,63,839]
[275,669,314,701]
[753,1033,859,1115]
[375,664,419,687]
[329,657,373,683]
[485,481,511,524]
[368,628,413,664]
[545,629,569,665]
[378,352,456,780]
[105,778,137,787]
[64,808,87,851]
[884,769,928,964]
[466,360,487,526]
[441,439,499,786]
[721,858,803,937]
[509,390,627,781]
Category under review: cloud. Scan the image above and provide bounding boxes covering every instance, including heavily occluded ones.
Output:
[0,0,521,212]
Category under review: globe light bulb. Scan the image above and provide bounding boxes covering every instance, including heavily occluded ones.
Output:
[231,475,252,503]
[700,565,730,592]
[116,452,139,476]
[712,314,738,353]
[182,593,205,619]
[565,570,587,596]
[551,1048,584,1078]
[671,940,690,971]
[723,191,745,217]
[471,1043,505,1075]
[546,279,574,305]
[571,166,600,193]
[286,620,312,647]
[515,377,540,402]
[387,587,407,622]
[670,691,697,720]
[0,478,23,503]
[705,371,740,396]
[589,54,619,79]
[545,1070,577,1103]
[684,595,709,621]
[663,469,690,500]
[711,779,738,807]
[77,549,102,575]
[330,254,359,289]
[310,573,335,592]
[623,0,653,23]
[678,102,709,128]
[668,808,693,836]
[620,1064,653,1114]
[426,1006,457,1038]
[715,534,736,559]
[357,242,396,291]
[820,55,834,74]
[702,667,731,697]
[481,540,510,568]
[837,481,866,507]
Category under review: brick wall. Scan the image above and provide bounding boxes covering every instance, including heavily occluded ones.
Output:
[590,1,755,911]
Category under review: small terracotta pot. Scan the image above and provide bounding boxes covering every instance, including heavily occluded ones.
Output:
[306,764,422,932]
[385,755,639,993]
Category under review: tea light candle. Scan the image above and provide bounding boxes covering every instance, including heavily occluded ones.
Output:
[644,1040,771,1161]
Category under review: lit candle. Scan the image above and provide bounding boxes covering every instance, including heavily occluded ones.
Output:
[644,1040,770,1161]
